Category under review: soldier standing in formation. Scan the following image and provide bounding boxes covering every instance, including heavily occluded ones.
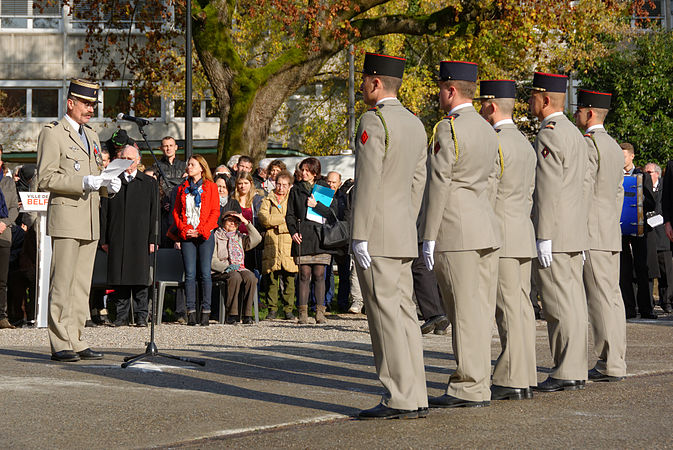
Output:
[422,61,501,408]
[527,72,590,392]
[351,53,429,420]
[37,79,121,362]
[575,89,628,382]
[478,80,538,400]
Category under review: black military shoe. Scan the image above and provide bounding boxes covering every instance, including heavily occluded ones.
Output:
[51,350,80,362]
[525,387,534,399]
[491,385,527,400]
[417,407,429,418]
[421,315,449,334]
[428,394,490,408]
[357,403,419,420]
[588,368,624,382]
[533,377,585,392]
[76,348,103,360]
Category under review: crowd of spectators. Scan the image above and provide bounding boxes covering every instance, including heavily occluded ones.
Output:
[1,135,668,331]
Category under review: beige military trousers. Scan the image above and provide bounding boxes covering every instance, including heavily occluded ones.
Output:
[536,252,588,381]
[583,250,627,377]
[493,257,537,389]
[356,256,427,411]
[48,237,98,353]
[434,248,498,402]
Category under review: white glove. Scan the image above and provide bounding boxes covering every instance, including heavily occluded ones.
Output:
[422,240,436,271]
[352,239,372,270]
[104,177,122,194]
[536,239,553,268]
[82,175,104,192]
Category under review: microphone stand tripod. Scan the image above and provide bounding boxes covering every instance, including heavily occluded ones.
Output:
[121,122,205,368]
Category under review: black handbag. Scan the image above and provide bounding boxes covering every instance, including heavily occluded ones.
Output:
[322,210,349,249]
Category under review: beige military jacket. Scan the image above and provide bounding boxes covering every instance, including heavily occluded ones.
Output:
[494,122,537,258]
[351,98,427,258]
[422,105,501,251]
[37,117,105,240]
[533,113,588,252]
[585,126,624,251]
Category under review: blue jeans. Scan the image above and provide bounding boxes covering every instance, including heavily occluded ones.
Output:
[181,234,215,312]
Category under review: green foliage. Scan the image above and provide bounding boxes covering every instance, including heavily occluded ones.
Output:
[577,31,673,166]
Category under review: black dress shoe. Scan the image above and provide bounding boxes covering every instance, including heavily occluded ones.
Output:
[421,315,449,334]
[533,377,585,392]
[357,403,419,420]
[243,316,254,324]
[525,387,534,399]
[77,348,103,360]
[417,407,429,418]
[200,313,210,326]
[51,350,80,362]
[428,394,490,408]
[225,315,239,325]
[588,368,624,382]
[135,319,148,327]
[491,385,527,400]
[85,319,98,328]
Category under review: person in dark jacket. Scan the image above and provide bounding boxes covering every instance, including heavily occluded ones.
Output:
[646,163,672,313]
[101,145,158,326]
[151,136,187,193]
[286,157,337,324]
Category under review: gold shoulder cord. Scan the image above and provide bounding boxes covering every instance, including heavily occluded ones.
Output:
[430,116,460,161]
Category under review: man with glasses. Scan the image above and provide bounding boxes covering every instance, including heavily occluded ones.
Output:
[37,79,121,362]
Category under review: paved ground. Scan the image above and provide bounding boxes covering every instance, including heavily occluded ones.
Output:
[0,313,672,449]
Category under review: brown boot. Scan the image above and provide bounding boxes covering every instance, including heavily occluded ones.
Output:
[298,305,308,324]
[316,305,326,324]
[0,318,15,329]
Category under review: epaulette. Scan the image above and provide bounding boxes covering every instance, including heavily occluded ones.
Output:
[443,113,460,120]
[584,133,591,138]
[356,105,390,153]
[45,120,58,128]
[368,105,382,112]
[405,107,417,116]
[496,128,502,133]
[84,123,93,129]
[544,121,556,129]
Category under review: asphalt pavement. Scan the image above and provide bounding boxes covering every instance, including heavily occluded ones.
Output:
[0,313,672,449]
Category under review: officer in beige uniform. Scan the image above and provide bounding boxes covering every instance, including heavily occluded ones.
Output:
[574,89,627,382]
[422,61,501,408]
[478,80,538,400]
[351,53,428,420]
[528,72,589,391]
[37,79,121,362]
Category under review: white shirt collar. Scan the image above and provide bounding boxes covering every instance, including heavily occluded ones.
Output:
[449,102,473,115]
[493,118,514,129]
[376,97,397,105]
[586,124,605,133]
[64,114,82,133]
[543,111,564,122]
[654,180,660,190]
[126,169,138,180]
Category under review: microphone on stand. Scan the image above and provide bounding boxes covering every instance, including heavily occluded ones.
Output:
[116,112,150,126]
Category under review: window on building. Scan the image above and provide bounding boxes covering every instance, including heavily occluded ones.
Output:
[0,0,61,30]
[31,88,58,117]
[205,98,219,118]
[103,88,131,118]
[174,99,202,119]
[0,88,27,117]
[70,0,168,31]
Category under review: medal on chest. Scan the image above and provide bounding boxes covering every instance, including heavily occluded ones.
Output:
[74,161,81,171]
[93,142,104,170]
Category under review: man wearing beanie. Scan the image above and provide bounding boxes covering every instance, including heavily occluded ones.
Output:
[575,89,627,382]
[478,80,538,400]
[352,53,428,420]
[528,72,590,392]
[422,61,501,408]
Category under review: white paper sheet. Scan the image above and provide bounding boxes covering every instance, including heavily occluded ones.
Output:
[101,158,133,180]
[647,214,664,228]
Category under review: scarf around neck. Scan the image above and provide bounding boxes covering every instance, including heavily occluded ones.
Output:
[185,178,204,207]
[217,229,245,268]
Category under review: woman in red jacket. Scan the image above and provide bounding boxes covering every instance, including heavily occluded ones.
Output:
[173,154,220,326]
